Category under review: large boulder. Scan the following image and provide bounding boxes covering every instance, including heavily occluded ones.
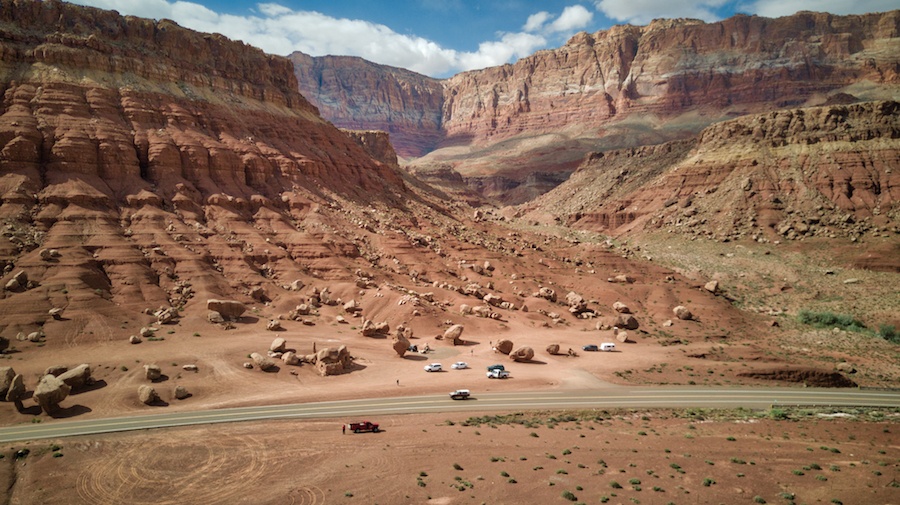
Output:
[5,374,25,403]
[395,323,413,339]
[673,306,693,320]
[138,385,160,405]
[704,280,719,294]
[495,339,514,355]
[206,299,247,321]
[314,345,352,376]
[510,346,535,362]
[144,364,162,381]
[361,320,390,337]
[281,351,300,366]
[0,367,15,397]
[392,334,411,357]
[612,301,631,314]
[34,374,70,413]
[546,344,561,355]
[58,364,92,390]
[565,292,587,313]
[155,307,177,324]
[615,314,640,330]
[266,319,282,331]
[174,385,190,400]
[250,352,276,371]
[536,287,557,302]
[443,324,464,345]
[270,337,287,352]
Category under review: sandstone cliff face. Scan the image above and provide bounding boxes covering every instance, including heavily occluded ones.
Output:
[290,52,444,158]
[440,11,899,145]
[299,11,898,204]
[521,101,900,242]
[0,0,411,337]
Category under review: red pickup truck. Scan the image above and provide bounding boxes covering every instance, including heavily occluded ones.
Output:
[348,421,380,433]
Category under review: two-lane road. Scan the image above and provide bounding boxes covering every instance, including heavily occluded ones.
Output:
[1,386,897,443]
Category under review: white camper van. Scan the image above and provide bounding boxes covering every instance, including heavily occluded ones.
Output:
[600,343,616,352]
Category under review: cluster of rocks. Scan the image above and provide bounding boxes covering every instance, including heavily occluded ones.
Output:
[4,270,37,291]
[458,259,494,277]
[39,248,61,261]
[1,364,93,413]
[15,330,45,343]
[361,320,390,337]
[153,306,178,325]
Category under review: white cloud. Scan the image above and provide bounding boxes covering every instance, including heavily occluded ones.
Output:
[549,5,594,32]
[595,0,729,24]
[739,0,898,17]
[65,1,591,76]
[524,11,552,32]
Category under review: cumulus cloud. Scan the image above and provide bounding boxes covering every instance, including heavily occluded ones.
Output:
[595,0,729,24]
[69,0,570,76]
[549,5,594,32]
[739,0,898,17]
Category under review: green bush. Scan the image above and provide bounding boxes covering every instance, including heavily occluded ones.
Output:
[878,324,898,343]
[561,490,577,501]
[798,310,866,332]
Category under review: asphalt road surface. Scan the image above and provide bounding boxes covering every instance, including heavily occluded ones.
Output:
[1,386,897,443]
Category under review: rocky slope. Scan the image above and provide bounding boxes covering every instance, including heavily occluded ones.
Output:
[296,10,899,204]
[520,100,900,244]
[290,52,444,158]
[0,1,753,355]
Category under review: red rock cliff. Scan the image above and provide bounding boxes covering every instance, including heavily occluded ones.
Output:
[290,52,444,158]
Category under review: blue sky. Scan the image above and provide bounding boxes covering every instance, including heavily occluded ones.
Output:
[70,1,896,77]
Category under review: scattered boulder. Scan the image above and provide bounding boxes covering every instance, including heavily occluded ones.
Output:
[314,345,353,376]
[242,362,253,369]
[616,331,630,343]
[835,362,856,374]
[0,367,15,397]
[155,307,177,324]
[266,319,282,331]
[288,279,305,291]
[281,351,300,366]
[443,324,465,345]
[139,327,154,338]
[673,306,693,320]
[335,315,347,324]
[566,292,587,313]
[206,299,247,321]
[546,344,561,355]
[704,280,719,294]
[510,346,535,362]
[361,320,390,337]
[5,270,28,291]
[536,287,557,302]
[144,364,162,381]
[182,364,199,372]
[129,335,142,344]
[612,301,631,314]
[27,331,44,342]
[483,293,503,307]
[662,319,673,327]
[208,311,225,324]
[392,334,411,357]
[44,365,68,377]
[615,314,639,331]
[138,384,159,405]
[39,248,54,261]
[174,385,190,400]
[250,352,276,371]
[343,299,362,314]
[34,374,70,413]
[5,374,24,403]
[495,339,514,355]
[270,338,287,352]
[48,308,63,320]
[609,274,635,284]
[58,364,92,390]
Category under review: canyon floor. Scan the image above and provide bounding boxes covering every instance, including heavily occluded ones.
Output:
[1,231,898,505]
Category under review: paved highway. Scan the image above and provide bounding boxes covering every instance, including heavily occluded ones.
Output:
[1,387,897,443]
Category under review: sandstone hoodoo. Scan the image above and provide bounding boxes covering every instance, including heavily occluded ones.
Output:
[443,324,465,345]
[392,334,411,357]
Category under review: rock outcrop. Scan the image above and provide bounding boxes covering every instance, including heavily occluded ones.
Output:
[34,374,70,412]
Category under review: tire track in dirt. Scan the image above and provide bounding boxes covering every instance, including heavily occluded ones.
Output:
[75,432,269,504]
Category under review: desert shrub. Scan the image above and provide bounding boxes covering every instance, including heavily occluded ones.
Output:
[798,310,865,332]
[610,481,622,489]
[878,324,898,343]
[703,478,715,486]
[452,463,463,470]
[561,490,577,501]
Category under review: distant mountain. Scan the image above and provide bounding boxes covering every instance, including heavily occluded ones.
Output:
[292,10,900,204]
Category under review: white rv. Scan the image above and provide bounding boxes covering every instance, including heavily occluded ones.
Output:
[600,343,616,352]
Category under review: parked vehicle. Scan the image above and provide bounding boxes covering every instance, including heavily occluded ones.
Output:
[582,344,599,352]
[424,363,443,372]
[600,343,616,351]
[486,364,505,372]
[348,421,379,433]
[451,361,469,369]
[449,389,471,400]
[486,369,510,379]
